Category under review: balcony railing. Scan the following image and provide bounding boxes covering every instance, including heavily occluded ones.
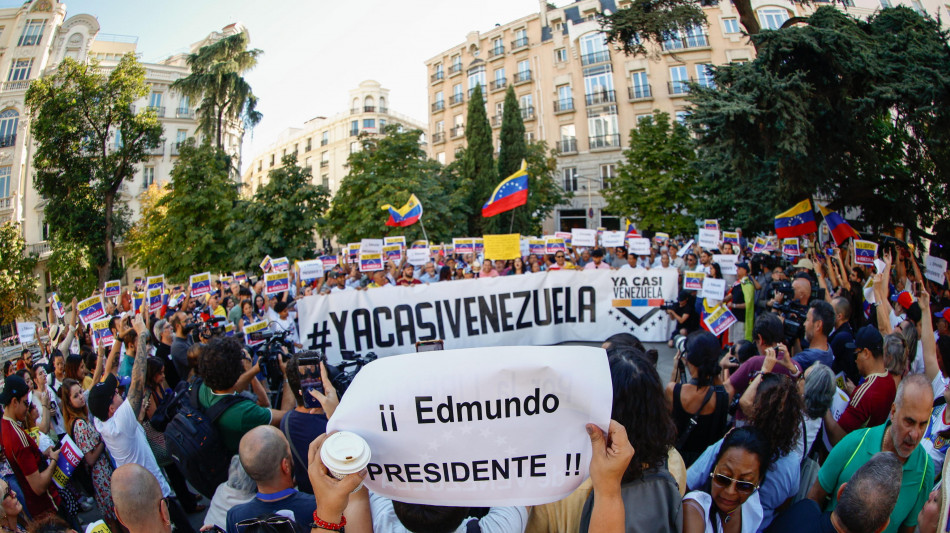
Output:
[628,85,653,100]
[449,94,464,106]
[489,78,507,92]
[450,125,465,139]
[431,71,444,83]
[145,142,164,156]
[0,134,16,148]
[320,139,328,146]
[364,106,375,113]
[513,70,532,85]
[589,134,622,150]
[2,80,29,92]
[171,141,183,156]
[432,131,445,144]
[663,33,709,51]
[520,106,535,120]
[467,86,488,99]
[448,63,462,76]
[557,138,577,153]
[320,160,329,168]
[512,37,529,50]
[488,45,505,58]
[379,106,388,114]
[668,80,691,96]
[350,108,360,115]
[585,90,616,106]
[432,101,445,112]
[491,114,502,127]
[349,128,360,136]
[147,106,165,118]
[553,99,574,113]
[176,108,194,119]
[580,50,611,66]
[27,241,51,256]
[0,196,12,210]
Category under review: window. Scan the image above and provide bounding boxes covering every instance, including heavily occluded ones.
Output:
[452,83,463,102]
[18,20,44,46]
[519,94,533,110]
[517,59,530,77]
[514,28,528,48]
[588,114,619,148]
[467,65,486,96]
[881,0,893,7]
[149,92,163,109]
[759,9,789,30]
[493,68,505,88]
[676,111,690,125]
[321,152,329,169]
[0,109,18,145]
[270,154,275,167]
[379,118,387,131]
[525,131,535,143]
[142,167,155,188]
[175,129,187,145]
[555,48,567,62]
[451,54,462,70]
[630,71,650,99]
[911,0,925,12]
[0,166,9,197]
[601,164,616,189]
[435,90,444,105]
[178,95,190,114]
[322,175,330,188]
[257,161,262,172]
[495,101,504,120]
[669,65,689,95]
[293,143,299,154]
[7,59,32,81]
[491,36,504,55]
[435,120,444,133]
[350,120,358,134]
[305,157,311,170]
[435,63,443,76]
[556,84,573,111]
[305,137,312,151]
[584,64,614,103]
[559,209,587,232]
[579,33,610,65]
[321,131,329,146]
[363,118,376,129]
[350,142,359,154]
[42,220,49,241]
[436,152,445,164]
[723,18,741,34]
[637,113,654,124]
[696,64,714,88]
[563,167,578,191]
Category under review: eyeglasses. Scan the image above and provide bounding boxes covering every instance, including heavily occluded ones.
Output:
[555,255,565,259]
[236,515,295,533]
[710,472,759,494]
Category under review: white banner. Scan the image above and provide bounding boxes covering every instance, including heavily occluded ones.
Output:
[713,254,738,276]
[570,228,596,248]
[601,231,625,248]
[326,346,612,506]
[16,322,36,344]
[926,256,947,284]
[296,269,678,360]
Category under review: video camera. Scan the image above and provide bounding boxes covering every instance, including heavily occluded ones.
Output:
[247,329,292,392]
[183,306,230,343]
[770,299,807,345]
[659,300,679,312]
[330,350,378,397]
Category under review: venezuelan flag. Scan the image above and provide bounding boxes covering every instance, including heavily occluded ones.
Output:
[817,204,859,246]
[381,194,423,227]
[482,160,529,217]
[774,199,817,239]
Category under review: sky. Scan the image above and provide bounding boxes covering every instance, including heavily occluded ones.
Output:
[2,0,553,172]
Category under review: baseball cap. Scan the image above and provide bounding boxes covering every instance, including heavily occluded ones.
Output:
[0,375,29,406]
[736,261,750,272]
[87,374,119,421]
[935,307,950,323]
[896,291,914,311]
[846,325,884,354]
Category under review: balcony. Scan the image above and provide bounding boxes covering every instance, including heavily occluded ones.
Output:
[349,128,359,136]
[0,196,12,211]
[467,87,487,99]
[557,138,577,154]
[431,71,444,83]
[320,139,327,147]
[589,134,622,150]
[432,131,445,144]
[450,125,465,139]
[350,108,360,115]
[553,99,574,114]
[488,45,505,59]
[668,80,691,96]
[580,50,611,66]
[147,106,165,118]
[145,142,164,156]
[27,241,51,256]
[513,70,532,85]
[511,37,529,50]
[585,90,616,106]
[489,78,507,92]
[431,101,445,112]
[171,142,183,156]
[320,160,329,168]
[448,63,462,76]
[628,85,653,101]
[379,106,389,114]
[175,108,194,119]
[491,114,502,128]
[2,80,29,92]
[662,33,709,51]
[0,134,16,148]
[364,106,375,113]
[520,106,535,121]
[449,94,464,107]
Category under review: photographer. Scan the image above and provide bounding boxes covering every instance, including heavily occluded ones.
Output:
[168,309,193,385]
[722,314,801,403]
[791,300,835,370]
[666,290,699,347]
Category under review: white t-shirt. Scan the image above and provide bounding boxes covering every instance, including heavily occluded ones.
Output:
[683,490,763,533]
[923,404,950,471]
[34,385,66,437]
[797,415,823,458]
[369,492,528,533]
[95,400,171,497]
[269,315,299,345]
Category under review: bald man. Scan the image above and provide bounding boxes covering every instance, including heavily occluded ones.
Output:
[226,426,316,533]
[113,464,171,533]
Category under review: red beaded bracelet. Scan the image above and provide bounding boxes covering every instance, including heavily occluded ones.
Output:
[310,511,346,531]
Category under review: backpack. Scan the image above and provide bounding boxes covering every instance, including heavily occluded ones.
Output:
[148,381,189,432]
[164,378,247,498]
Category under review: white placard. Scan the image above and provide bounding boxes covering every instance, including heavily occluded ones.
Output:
[407,248,430,266]
[627,238,651,256]
[678,240,694,257]
[327,346,612,507]
[570,228,597,248]
[926,256,948,284]
[601,231,626,248]
[297,260,325,282]
[713,254,739,276]
[15,322,36,344]
[698,229,720,250]
[360,238,384,255]
[701,277,726,301]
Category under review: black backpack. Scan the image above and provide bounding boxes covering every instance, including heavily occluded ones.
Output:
[164,378,247,498]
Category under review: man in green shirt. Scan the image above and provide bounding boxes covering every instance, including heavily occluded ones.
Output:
[807,374,934,533]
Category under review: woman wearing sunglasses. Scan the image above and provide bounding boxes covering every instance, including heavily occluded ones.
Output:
[683,427,772,533]
[0,478,26,533]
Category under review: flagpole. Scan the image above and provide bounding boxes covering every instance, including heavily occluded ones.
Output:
[419,217,429,246]
[509,207,516,234]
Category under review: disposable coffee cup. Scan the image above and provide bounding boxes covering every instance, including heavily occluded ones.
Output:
[320,431,371,491]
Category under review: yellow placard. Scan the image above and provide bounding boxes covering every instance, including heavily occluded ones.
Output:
[483,234,522,260]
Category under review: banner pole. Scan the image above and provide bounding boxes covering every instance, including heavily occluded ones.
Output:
[419,218,430,246]
[509,207,516,234]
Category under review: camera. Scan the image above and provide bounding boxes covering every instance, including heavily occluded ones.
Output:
[187,304,229,342]
[771,300,807,345]
[768,280,794,300]
[673,334,688,354]
[247,329,292,392]
[659,301,679,312]
[330,350,378,397]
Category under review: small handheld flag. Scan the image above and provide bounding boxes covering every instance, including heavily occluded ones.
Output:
[482,160,529,218]
[381,194,423,227]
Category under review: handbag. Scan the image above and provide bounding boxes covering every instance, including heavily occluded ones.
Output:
[675,385,715,451]
[795,418,821,502]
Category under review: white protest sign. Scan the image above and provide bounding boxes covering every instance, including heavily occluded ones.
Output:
[698,229,720,250]
[678,240,694,257]
[926,256,948,284]
[407,248,430,266]
[627,238,651,256]
[360,239,384,255]
[713,254,738,276]
[601,231,625,248]
[297,260,325,282]
[15,322,36,344]
[570,228,596,248]
[326,346,612,506]
[701,277,726,301]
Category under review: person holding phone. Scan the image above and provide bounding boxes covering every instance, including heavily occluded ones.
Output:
[280,353,339,494]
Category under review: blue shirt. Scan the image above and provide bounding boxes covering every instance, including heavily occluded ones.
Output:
[687,438,801,530]
[793,347,834,371]
[419,272,439,284]
[226,490,316,533]
[280,410,328,495]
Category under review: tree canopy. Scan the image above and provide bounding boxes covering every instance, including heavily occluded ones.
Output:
[0,223,38,322]
[459,84,497,237]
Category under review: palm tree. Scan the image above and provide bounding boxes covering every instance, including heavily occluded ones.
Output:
[172,32,263,150]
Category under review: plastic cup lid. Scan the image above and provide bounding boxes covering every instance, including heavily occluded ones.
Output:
[320,431,371,474]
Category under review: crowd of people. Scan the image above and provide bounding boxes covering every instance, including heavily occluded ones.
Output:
[1,228,949,533]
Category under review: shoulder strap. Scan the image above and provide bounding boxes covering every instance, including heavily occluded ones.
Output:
[692,386,715,416]
[843,428,872,471]
[465,518,481,533]
[282,412,306,468]
[800,418,808,468]
[204,394,247,423]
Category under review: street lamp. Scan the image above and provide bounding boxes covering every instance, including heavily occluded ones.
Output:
[578,175,598,227]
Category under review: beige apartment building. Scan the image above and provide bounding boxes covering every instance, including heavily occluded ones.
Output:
[241,80,427,202]
[425,0,948,234]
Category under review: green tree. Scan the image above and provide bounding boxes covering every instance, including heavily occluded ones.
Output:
[47,238,99,303]
[171,32,262,150]
[459,84,497,237]
[0,223,38,322]
[603,112,698,236]
[326,126,466,244]
[230,153,330,269]
[126,140,237,281]
[688,7,950,243]
[496,85,527,181]
[26,55,163,287]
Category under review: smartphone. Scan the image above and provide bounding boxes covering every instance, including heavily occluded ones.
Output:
[297,356,325,409]
[416,340,444,352]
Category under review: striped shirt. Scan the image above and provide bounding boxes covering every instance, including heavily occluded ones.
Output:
[838,373,896,434]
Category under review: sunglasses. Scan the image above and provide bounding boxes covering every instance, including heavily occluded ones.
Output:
[3,487,14,500]
[555,255,565,259]
[236,515,295,532]
[710,472,758,494]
